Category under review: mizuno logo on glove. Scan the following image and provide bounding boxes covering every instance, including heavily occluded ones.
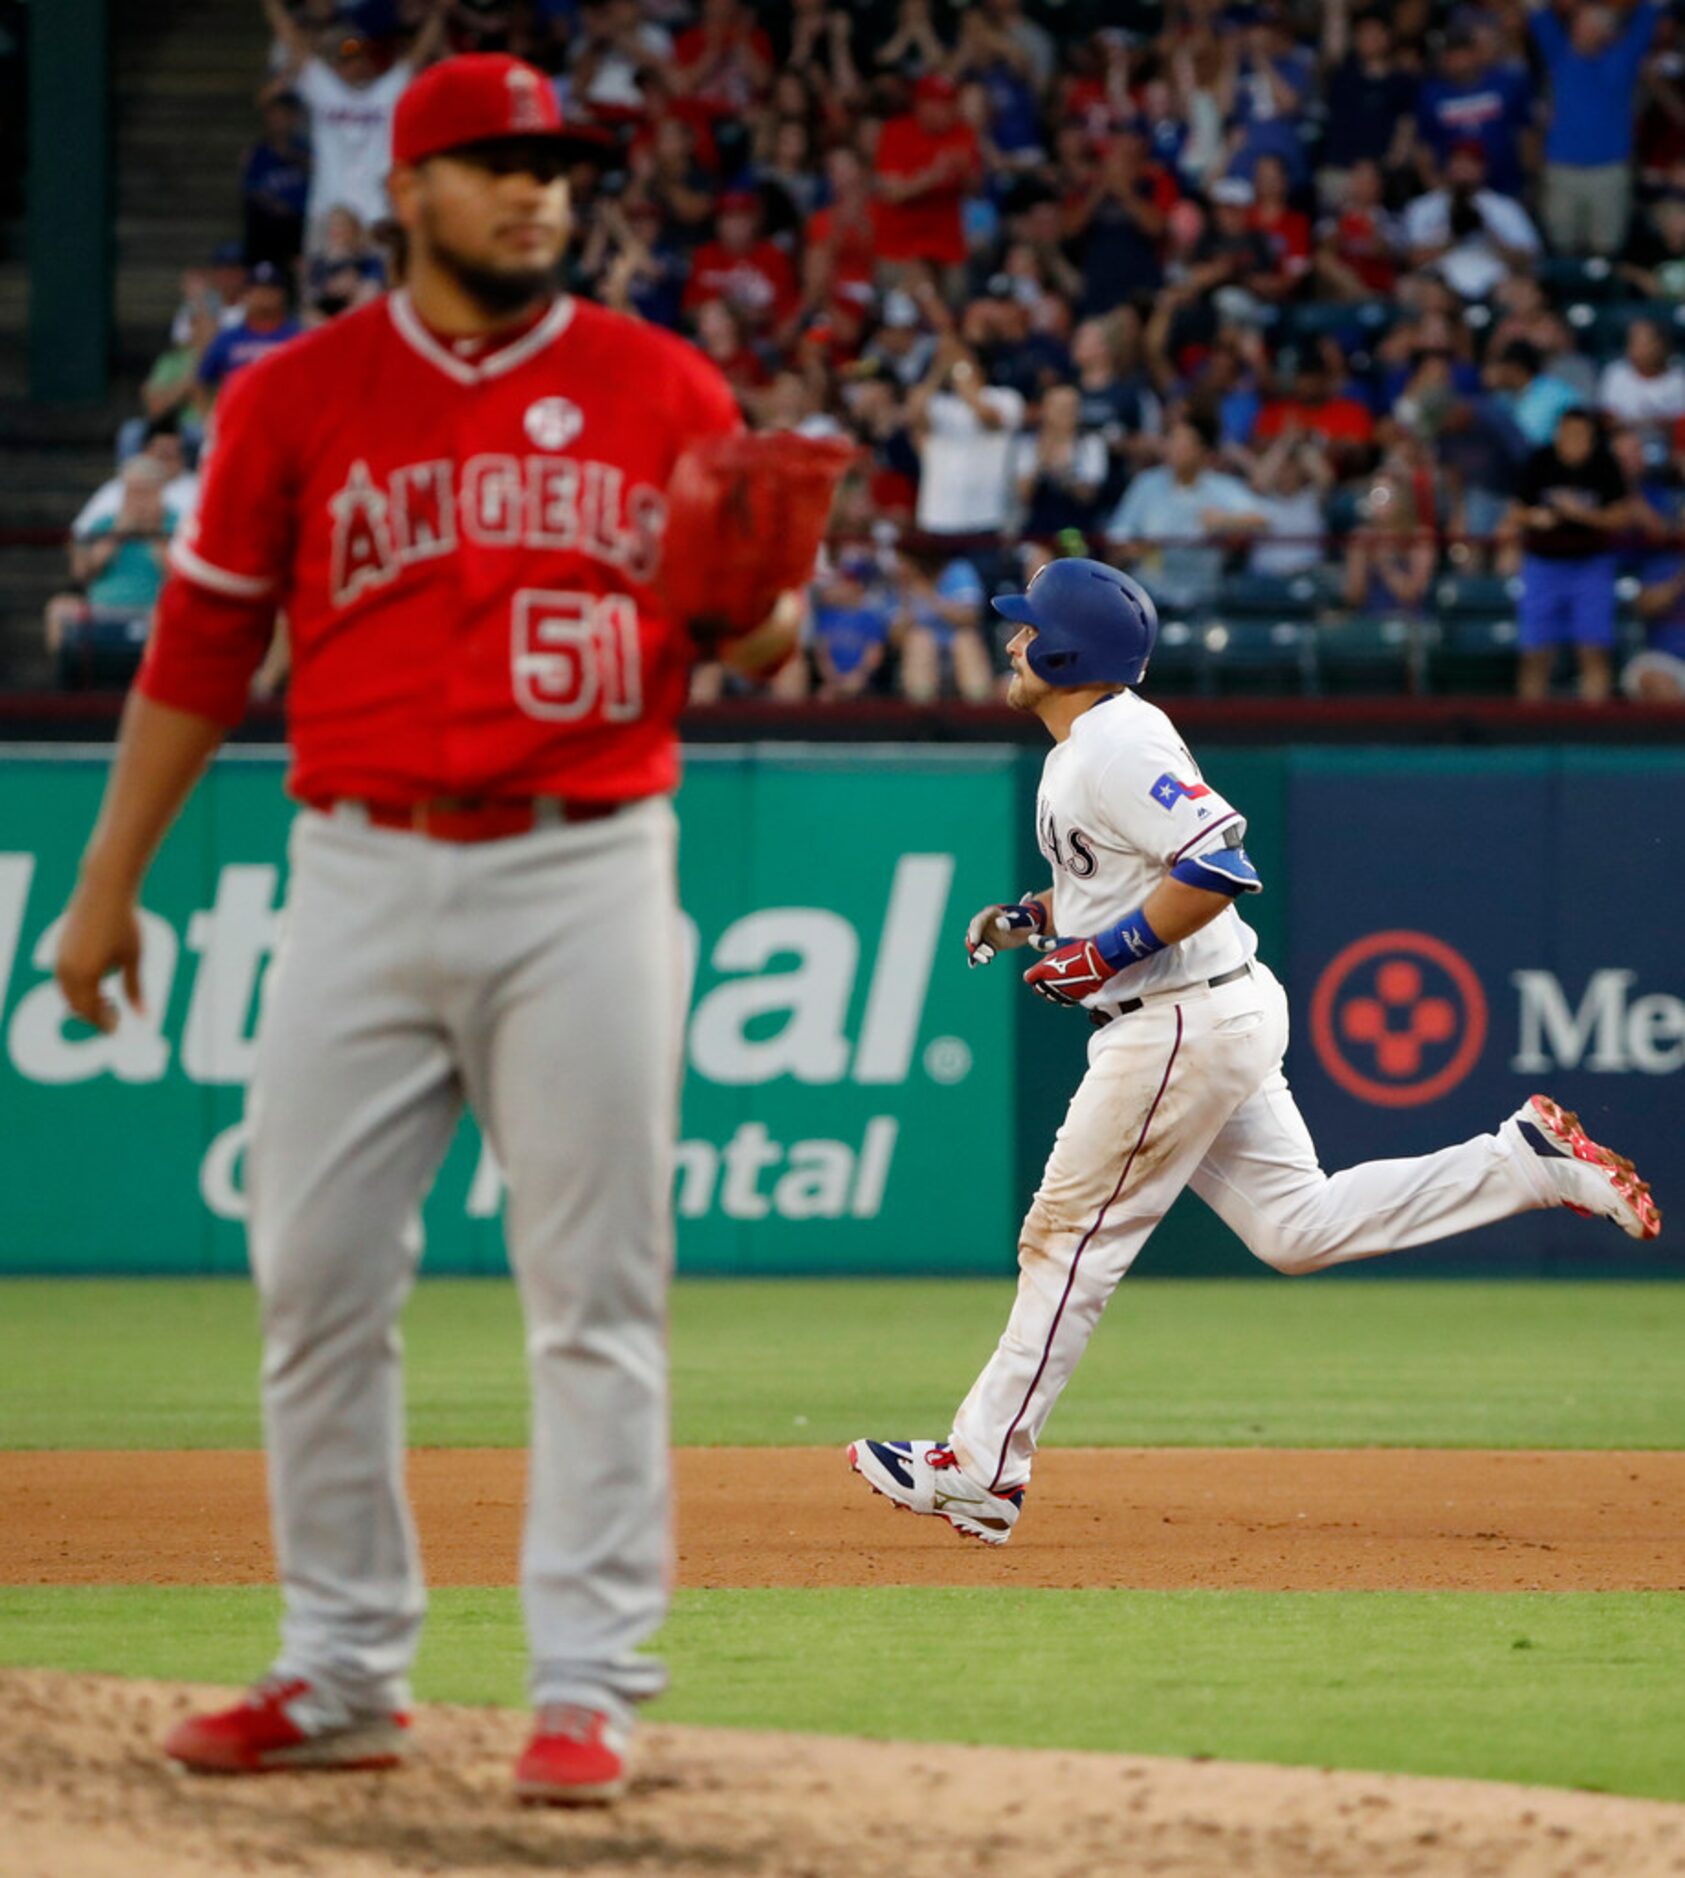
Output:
[1022,937,1112,1006]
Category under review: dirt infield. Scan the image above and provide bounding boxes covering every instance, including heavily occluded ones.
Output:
[4,1670,1684,1878]
[7,1452,1685,1875]
[2,1446,1682,1590]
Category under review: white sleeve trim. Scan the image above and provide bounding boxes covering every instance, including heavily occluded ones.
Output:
[168,540,276,600]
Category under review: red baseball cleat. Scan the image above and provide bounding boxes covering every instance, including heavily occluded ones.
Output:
[163,1677,411,1774]
[514,1705,629,1804]
[1509,1095,1662,1242]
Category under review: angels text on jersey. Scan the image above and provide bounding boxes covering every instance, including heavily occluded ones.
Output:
[328,452,669,608]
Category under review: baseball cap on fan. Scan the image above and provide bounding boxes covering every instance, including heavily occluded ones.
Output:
[391,53,614,169]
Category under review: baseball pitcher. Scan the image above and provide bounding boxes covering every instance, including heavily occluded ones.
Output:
[51,55,838,1803]
[851,557,1661,1545]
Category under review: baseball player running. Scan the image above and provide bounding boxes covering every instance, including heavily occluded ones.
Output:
[52,55,799,1801]
[850,557,1661,1545]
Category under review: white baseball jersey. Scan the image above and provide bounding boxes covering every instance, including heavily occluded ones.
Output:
[296,57,413,235]
[940,693,1575,1504]
[1034,690,1256,1010]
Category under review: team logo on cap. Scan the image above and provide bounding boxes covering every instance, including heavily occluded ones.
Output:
[524,396,584,451]
[505,64,550,132]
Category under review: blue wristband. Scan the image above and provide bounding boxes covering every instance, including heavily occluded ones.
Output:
[1094,906,1166,972]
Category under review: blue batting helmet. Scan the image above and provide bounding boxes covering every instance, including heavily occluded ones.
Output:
[991,557,1158,688]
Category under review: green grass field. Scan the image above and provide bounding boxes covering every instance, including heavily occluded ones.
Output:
[2,1586,1681,1799]
[3,1276,1682,1800]
[4,1277,1683,1449]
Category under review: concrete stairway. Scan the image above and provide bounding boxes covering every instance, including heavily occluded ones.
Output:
[111,0,271,375]
[1,0,268,688]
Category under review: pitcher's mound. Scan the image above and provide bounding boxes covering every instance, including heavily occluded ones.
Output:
[4,1669,1683,1878]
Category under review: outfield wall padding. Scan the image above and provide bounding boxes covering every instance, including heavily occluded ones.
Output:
[0,745,1677,1277]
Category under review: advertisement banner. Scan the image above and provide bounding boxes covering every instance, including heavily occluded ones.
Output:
[1286,749,1685,1274]
[0,749,1018,1275]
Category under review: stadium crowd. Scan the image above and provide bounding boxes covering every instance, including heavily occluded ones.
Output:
[45,0,1685,705]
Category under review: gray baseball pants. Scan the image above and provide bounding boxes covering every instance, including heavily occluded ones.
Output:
[246,797,683,1727]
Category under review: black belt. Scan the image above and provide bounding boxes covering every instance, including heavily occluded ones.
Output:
[1089,961,1253,1029]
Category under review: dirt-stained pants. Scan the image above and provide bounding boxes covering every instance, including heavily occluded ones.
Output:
[950,964,1549,1493]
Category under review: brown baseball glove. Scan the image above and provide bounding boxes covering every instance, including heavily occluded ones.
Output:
[663,432,857,645]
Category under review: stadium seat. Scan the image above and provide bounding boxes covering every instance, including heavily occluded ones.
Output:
[1214,571,1322,619]
[1539,255,1619,304]
[1144,616,1202,695]
[1316,615,1426,694]
[1616,574,1647,659]
[1200,619,1318,696]
[1429,613,1520,694]
[1435,572,1520,617]
[1279,300,1395,349]
[1581,301,1685,359]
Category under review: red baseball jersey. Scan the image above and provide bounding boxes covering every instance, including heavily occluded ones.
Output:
[680,238,799,327]
[139,291,742,805]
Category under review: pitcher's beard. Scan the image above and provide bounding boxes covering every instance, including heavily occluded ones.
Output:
[431,228,560,320]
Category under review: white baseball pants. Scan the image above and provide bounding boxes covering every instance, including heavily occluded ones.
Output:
[949,963,1553,1494]
[246,799,683,1726]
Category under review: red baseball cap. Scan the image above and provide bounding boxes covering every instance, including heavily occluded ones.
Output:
[392,53,610,167]
[914,72,959,103]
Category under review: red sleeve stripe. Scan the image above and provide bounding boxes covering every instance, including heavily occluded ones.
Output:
[168,540,276,600]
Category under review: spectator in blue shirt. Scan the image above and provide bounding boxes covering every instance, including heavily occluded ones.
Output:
[812,554,894,697]
[955,7,1045,171]
[1317,1,1421,199]
[1617,429,1685,700]
[1225,13,1319,189]
[241,92,310,269]
[1435,381,1528,547]
[1529,0,1661,255]
[588,196,687,330]
[1416,25,1532,198]
[305,207,388,321]
[1489,339,1585,447]
[1626,557,1685,702]
[198,265,302,396]
[894,552,994,702]
[1105,413,1268,611]
[1065,129,1169,318]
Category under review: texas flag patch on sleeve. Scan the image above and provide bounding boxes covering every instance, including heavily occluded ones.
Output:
[1150,773,1212,810]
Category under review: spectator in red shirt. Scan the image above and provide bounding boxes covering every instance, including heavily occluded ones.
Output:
[1249,154,1311,289]
[682,191,800,340]
[803,147,879,317]
[691,296,769,395]
[873,73,983,295]
[1313,158,1400,299]
[670,0,773,118]
[1254,352,1377,466]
